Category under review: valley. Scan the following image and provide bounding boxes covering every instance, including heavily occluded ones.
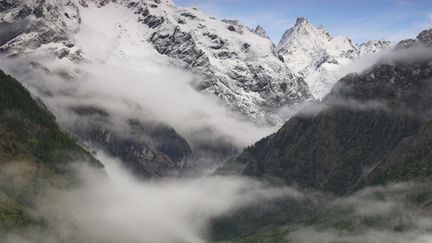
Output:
[0,0,431,242]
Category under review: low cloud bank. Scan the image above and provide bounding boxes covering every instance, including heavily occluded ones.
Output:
[1,153,298,243]
[2,156,432,243]
[0,1,277,168]
[286,182,432,243]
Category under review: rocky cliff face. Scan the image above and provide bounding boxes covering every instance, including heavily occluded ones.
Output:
[220,29,432,195]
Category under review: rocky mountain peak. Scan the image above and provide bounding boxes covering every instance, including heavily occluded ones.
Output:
[396,28,432,49]
[254,25,270,39]
[294,17,309,26]
[358,39,391,54]
[0,0,313,125]
[417,28,432,46]
[220,30,432,194]
[276,17,358,98]
[276,17,390,99]
[0,1,391,123]
[278,17,330,47]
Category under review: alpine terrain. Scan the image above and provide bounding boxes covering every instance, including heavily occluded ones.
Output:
[0,0,431,243]
[213,28,432,242]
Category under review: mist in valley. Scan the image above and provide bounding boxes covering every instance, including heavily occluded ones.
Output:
[2,153,432,243]
[0,1,432,243]
[2,42,432,243]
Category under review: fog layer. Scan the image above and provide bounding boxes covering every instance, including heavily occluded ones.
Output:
[3,153,298,243]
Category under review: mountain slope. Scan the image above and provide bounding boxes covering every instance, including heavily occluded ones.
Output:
[69,106,192,178]
[0,0,216,177]
[0,69,102,230]
[0,0,395,178]
[220,29,432,195]
[365,119,432,185]
[0,70,101,169]
[119,1,313,123]
[0,1,390,124]
[277,17,391,99]
[0,0,312,124]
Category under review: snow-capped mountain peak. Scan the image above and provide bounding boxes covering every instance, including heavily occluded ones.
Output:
[278,17,333,48]
[396,28,432,49]
[0,2,391,122]
[254,25,270,39]
[359,40,391,54]
[277,16,356,79]
[0,0,312,124]
[417,28,432,47]
[276,17,390,98]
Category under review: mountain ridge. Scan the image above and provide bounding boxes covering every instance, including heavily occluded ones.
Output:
[0,1,390,124]
[277,16,391,99]
[218,29,432,195]
[0,69,103,230]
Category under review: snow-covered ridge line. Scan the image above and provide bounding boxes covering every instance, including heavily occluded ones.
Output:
[0,0,389,123]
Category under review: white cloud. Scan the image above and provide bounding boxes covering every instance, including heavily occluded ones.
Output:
[0,2,278,153]
[3,153,300,243]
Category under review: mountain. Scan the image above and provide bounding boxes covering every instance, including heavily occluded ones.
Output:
[359,39,392,54]
[0,69,102,230]
[0,0,235,177]
[0,0,312,124]
[0,0,393,178]
[219,29,432,195]
[0,1,390,124]
[122,1,313,124]
[69,106,192,178]
[396,28,432,48]
[254,25,270,40]
[277,17,391,99]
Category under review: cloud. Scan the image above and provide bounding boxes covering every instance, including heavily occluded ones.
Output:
[285,182,432,243]
[2,152,300,243]
[288,229,432,243]
[1,145,432,243]
[0,1,278,164]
